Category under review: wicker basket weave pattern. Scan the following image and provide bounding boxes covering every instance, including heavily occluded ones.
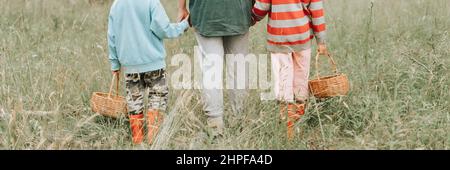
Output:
[309,52,350,98]
[90,74,127,118]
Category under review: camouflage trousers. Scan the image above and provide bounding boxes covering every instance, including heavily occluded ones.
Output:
[125,69,168,115]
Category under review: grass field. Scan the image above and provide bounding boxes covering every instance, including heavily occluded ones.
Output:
[0,0,449,150]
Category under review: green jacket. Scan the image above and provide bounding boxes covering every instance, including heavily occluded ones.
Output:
[189,0,253,37]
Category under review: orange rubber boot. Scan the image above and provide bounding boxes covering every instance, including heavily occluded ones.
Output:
[287,104,296,141]
[287,103,306,141]
[147,109,164,144]
[295,102,306,117]
[129,114,144,144]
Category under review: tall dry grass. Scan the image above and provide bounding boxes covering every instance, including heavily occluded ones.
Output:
[0,0,449,149]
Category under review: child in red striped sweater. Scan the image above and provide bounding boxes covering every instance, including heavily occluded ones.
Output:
[252,0,328,140]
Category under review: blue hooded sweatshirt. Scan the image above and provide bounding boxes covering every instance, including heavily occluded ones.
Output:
[108,0,189,73]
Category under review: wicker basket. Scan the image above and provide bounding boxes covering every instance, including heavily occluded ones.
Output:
[309,52,350,99]
[90,73,127,118]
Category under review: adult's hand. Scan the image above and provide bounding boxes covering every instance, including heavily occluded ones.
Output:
[177,0,190,22]
[178,8,189,22]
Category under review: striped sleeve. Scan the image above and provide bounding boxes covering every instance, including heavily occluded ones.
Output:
[252,0,271,21]
[308,0,326,44]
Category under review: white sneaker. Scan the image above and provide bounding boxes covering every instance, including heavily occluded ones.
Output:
[207,116,224,137]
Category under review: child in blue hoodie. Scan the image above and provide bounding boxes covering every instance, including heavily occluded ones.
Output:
[108,0,189,144]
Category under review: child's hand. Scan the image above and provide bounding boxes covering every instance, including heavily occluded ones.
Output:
[182,14,191,27]
[318,43,328,55]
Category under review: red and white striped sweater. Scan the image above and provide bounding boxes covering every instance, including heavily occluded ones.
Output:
[252,0,327,53]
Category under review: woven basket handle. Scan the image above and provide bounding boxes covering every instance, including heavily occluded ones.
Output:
[108,73,120,98]
[315,51,338,80]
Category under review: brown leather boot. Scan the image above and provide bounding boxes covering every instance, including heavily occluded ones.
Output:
[129,114,144,144]
[147,109,164,144]
[207,116,224,138]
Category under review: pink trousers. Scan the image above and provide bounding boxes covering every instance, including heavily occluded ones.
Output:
[272,49,312,103]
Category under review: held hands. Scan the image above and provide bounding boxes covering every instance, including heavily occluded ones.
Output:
[178,7,191,26]
[177,7,189,22]
[182,14,190,27]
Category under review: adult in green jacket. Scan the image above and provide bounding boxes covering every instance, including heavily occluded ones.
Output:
[178,0,253,138]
